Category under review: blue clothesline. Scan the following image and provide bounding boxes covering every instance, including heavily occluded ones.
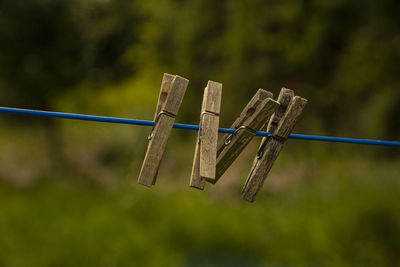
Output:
[0,106,399,147]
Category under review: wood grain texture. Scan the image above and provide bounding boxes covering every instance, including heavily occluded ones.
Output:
[209,94,279,184]
[200,81,222,180]
[152,73,175,184]
[162,76,189,115]
[215,88,272,159]
[190,81,222,189]
[138,75,189,187]
[266,88,294,133]
[245,88,294,189]
[274,96,307,138]
[242,95,307,202]
[190,140,203,189]
[220,89,273,135]
[154,73,175,120]
[206,89,273,184]
[189,86,209,189]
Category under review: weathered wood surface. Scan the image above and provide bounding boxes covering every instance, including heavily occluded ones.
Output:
[138,75,188,187]
[152,73,175,184]
[199,81,222,180]
[207,89,278,184]
[245,88,294,189]
[190,139,203,189]
[154,74,175,120]
[242,95,307,202]
[190,81,222,189]
[266,88,294,134]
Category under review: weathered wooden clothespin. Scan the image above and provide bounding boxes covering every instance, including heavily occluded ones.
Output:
[248,88,294,175]
[151,73,175,181]
[190,81,222,189]
[138,74,189,187]
[242,88,307,202]
[207,89,279,185]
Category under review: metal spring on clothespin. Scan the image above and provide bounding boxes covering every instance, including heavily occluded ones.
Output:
[223,125,257,146]
[148,110,176,140]
[197,111,219,144]
[138,74,189,187]
[209,89,279,185]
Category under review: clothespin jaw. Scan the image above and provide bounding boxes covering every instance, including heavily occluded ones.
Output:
[247,88,294,172]
[190,81,222,189]
[207,89,279,185]
[150,73,175,183]
[154,74,175,120]
[138,74,189,187]
[242,88,307,202]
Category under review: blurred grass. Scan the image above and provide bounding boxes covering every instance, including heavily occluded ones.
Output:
[0,139,399,266]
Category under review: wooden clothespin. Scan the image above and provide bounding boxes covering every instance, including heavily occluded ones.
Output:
[190,81,222,189]
[247,88,294,178]
[138,74,189,187]
[207,89,279,185]
[151,73,175,181]
[242,88,307,202]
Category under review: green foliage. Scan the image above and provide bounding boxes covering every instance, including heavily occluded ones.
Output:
[1,0,399,136]
[125,0,400,137]
[0,0,399,265]
[0,155,399,266]
[0,0,142,107]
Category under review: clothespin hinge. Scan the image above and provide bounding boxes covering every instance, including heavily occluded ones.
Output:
[197,110,219,143]
[223,125,257,146]
[148,110,176,140]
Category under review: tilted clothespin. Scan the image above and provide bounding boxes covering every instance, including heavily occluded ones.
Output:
[242,88,307,202]
[248,88,294,176]
[154,74,175,121]
[207,89,279,185]
[151,73,175,182]
[138,74,189,187]
[190,81,222,189]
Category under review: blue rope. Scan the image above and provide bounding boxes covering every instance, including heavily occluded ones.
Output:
[0,106,399,147]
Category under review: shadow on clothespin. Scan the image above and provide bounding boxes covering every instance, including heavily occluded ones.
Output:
[138,73,189,187]
[242,88,307,202]
[207,89,279,185]
[190,81,222,189]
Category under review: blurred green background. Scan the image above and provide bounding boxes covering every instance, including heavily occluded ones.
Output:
[0,0,399,266]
